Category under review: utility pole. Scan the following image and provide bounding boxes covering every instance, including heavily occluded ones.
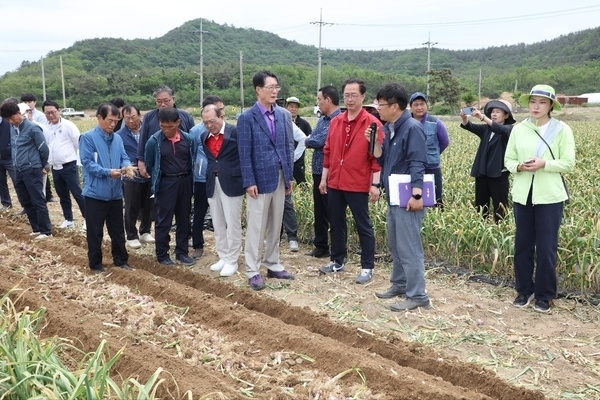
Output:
[240,51,244,110]
[311,9,334,97]
[195,20,209,106]
[478,69,482,108]
[41,56,46,101]
[60,56,66,108]
[422,33,437,97]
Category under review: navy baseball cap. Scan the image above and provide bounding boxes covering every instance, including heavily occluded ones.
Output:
[409,92,427,105]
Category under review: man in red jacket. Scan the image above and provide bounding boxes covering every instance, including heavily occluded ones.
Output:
[318,78,383,284]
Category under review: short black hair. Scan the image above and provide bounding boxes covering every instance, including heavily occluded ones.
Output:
[158,107,180,123]
[110,97,125,108]
[252,70,278,90]
[42,100,60,112]
[319,85,340,106]
[0,101,20,119]
[376,83,409,111]
[122,104,140,116]
[96,102,120,119]
[20,93,37,102]
[342,78,366,95]
[202,95,223,108]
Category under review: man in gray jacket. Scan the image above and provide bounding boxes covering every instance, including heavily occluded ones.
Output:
[0,101,51,239]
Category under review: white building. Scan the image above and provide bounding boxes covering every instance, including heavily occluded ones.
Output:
[579,93,600,103]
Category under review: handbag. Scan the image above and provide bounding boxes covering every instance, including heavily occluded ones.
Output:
[533,129,570,205]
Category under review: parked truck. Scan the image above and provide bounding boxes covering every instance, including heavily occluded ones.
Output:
[60,108,85,118]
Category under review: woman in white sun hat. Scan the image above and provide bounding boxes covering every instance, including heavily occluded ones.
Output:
[504,84,575,314]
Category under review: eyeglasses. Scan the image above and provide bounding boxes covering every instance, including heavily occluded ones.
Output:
[261,85,281,91]
[44,110,58,115]
[203,119,221,126]
[124,115,139,121]
[378,103,395,108]
[343,93,362,100]
[155,97,174,105]
[105,118,120,124]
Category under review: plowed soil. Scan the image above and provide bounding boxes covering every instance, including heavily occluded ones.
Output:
[1,200,599,399]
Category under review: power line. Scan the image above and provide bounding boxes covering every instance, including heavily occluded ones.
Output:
[331,5,600,28]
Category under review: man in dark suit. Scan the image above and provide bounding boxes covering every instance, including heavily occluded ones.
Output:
[200,104,244,277]
[237,70,296,291]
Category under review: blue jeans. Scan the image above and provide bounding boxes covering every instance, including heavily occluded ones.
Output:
[52,161,85,221]
[513,201,564,301]
[15,168,52,235]
[0,158,16,207]
[387,206,428,301]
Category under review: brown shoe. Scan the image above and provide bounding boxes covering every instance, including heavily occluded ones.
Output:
[193,248,204,259]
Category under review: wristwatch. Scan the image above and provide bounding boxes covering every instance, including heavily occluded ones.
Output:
[412,193,422,200]
[371,183,381,188]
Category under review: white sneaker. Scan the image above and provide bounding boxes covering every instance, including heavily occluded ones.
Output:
[82,221,87,231]
[210,260,225,271]
[220,263,238,277]
[127,239,142,249]
[59,220,74,229]
[140,233,155,243]
[29,231,41,236]
[33,234,51,240]
[289,240,299,252]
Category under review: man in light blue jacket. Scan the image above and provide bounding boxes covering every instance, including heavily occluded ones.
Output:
[80,102,132,274]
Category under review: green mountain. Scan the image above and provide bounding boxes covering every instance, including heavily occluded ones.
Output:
[2,18,599,110]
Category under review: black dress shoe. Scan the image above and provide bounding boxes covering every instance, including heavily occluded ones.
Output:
[375,285,407,299]
[116,264,132,270]
[90,267,106,274]
[158,258,175,266]
[305,247,330,258]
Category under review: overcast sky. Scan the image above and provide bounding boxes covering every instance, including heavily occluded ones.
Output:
[1,0,599,76]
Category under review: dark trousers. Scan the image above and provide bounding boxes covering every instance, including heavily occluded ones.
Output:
[84,196,128,270]
[328,188,375,269]
[474,172,509,223]
[155,176,192,260]
[513,198,564,301]
[426,167,443,209]
[52,161,85,221]
[282,193,298,241]
[45,172,54,200]
[15,168,52,235]
[192,181,209,250]
[0,158,16,207]
[123,179,153,240]
[312,173,329,250]
[293,155,306,184]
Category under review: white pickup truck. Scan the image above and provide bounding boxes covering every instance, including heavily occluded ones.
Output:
[60,108,85,118]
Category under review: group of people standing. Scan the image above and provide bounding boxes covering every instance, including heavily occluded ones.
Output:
[0,78,574,313]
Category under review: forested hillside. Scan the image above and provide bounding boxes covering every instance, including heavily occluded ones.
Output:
[1,18,599,110]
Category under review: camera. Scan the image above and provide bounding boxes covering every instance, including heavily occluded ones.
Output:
[461,107,474,115]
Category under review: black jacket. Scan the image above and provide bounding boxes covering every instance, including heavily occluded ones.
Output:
[460,121,513,178]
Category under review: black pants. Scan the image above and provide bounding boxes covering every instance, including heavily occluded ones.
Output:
[328,188,375,269]
[85,196,128,270]
[192,181,209,250]
[155,176,192,261]
[474,172,509,223]
[293,155,306,184]
[426,167,443,209]
[513,198,563,301]
[123,179,153,240]
[312,173,329,250]
[52,161,85,221]
[15,168,52,235]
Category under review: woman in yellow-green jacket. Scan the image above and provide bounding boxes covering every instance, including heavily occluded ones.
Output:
[504,84,575,314]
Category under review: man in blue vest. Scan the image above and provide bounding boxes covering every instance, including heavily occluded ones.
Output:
[409,92,450,209]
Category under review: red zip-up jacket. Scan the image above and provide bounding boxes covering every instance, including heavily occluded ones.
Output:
[323,108,382,193]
